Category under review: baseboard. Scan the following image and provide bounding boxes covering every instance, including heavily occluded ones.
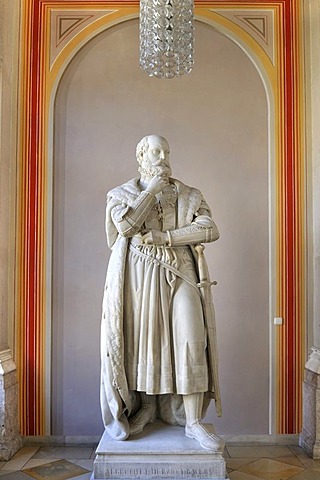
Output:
[23,435,101,446]
[221,434,299,445]
[22,433,300,447]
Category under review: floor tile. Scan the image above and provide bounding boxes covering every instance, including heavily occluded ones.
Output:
[239,458,304,480]
[297,458,320,469]
[229,471,265,479]
[290,470,320,479]
[274,457,305,468]
[0,472,15,478]
[68,459,93,471]
[227,446,294,458]
[0,464,5,470]
[23,459,89,480]
[23,459,61,469]
[289,446,310,457]
[2,447,39,470]
[226,458,260,470]
[32,447,93,460]
[0,473,33,479]
[72,474,91,480]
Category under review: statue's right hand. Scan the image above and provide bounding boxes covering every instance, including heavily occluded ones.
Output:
[145,175,169,195]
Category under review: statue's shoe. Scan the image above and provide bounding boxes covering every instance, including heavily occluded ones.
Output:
[129,404,157,436]
[185,422,225,452]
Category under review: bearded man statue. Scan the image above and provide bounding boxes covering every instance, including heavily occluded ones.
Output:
[100,134,224,452]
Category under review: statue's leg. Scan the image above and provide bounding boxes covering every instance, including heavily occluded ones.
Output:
[183,393,224,452]
[129,392,157,436]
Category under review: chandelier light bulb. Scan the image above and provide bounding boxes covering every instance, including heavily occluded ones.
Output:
[139,0,194,79]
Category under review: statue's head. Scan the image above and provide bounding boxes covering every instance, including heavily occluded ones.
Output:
[136,135,171,178]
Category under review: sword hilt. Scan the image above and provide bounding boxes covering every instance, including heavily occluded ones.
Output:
[195,244,205,256]
[197,280,217,288]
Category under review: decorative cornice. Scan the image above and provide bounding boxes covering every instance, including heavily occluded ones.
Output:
[211,8,275,65]
[50,10,117,68]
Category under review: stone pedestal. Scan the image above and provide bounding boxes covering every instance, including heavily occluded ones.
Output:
[0,350,21,461]
[301,348,320,458]
[92,421,227,479]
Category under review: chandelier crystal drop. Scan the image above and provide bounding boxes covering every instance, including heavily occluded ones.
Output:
[139,0,194,79]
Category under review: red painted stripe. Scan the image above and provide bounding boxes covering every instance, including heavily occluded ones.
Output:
[26,0,42,435]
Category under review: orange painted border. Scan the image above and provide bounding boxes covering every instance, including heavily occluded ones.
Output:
[16,0,305,434]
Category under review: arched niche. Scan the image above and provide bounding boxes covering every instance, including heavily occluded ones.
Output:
[52,18,269,435]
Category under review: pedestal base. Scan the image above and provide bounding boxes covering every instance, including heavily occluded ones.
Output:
[92,422,227,479]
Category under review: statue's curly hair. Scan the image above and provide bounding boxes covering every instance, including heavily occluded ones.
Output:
[136,136,149,164]
[136,136,156,177]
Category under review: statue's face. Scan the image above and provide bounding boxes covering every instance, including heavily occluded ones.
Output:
[145,135,171,178]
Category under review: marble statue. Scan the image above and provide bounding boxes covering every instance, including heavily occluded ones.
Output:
[100,135,224,452]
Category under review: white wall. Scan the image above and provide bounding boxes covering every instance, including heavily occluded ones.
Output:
[52,19,268,435]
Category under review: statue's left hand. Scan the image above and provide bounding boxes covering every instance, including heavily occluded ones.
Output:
[142,230,168,245]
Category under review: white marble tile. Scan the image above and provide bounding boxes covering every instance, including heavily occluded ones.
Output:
[69,458,94,470]
[1,447,39,470]
[0,472,31,479]
[224,448,231,458]
[290,469,320,479]
[297,458,320,469]
[275,456,305,467]
[226,458,259,470]
[227,446,294,458]
[289,446,310,457]
[32,446,94,459]
[229,471,264,479]
[224,435,299,446]
[65,435,100,445]
[23,458,60,469]
[72,474,92,480]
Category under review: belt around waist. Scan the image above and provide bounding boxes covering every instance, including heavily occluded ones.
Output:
[130,236,186,248]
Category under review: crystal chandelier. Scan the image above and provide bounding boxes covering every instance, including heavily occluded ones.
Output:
[139,0,194,79]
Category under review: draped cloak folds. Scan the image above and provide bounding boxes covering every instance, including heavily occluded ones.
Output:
[100,177,221,440]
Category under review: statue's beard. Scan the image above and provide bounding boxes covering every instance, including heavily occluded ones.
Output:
[138,161,171,179]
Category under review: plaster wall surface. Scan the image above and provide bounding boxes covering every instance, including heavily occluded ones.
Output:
[52,20,268,435]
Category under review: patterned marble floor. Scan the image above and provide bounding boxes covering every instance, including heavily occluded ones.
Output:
[0,444,320,479]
